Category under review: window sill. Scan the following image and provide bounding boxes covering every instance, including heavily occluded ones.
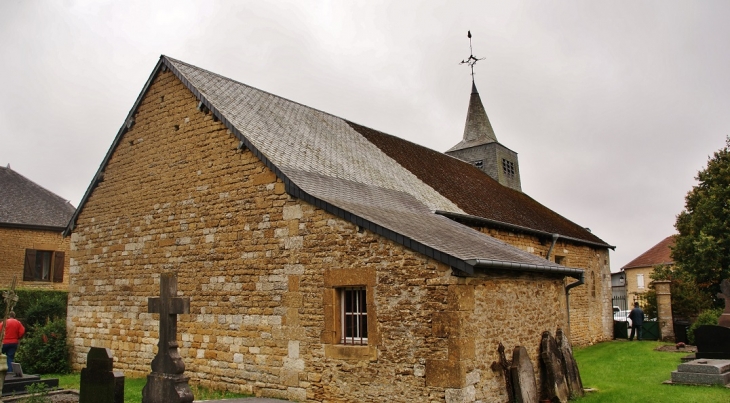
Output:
[324,344,377,361]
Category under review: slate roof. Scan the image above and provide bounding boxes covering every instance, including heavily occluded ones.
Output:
[447,81,499,152]
[349,122,609,245]
[68,56,610,278]
[0,166,75,230]
[621,235,676,270]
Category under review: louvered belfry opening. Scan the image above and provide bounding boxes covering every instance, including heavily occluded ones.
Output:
[341,287,368,345]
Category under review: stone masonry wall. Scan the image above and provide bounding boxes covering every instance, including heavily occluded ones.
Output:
[477,227,613,346]
[68,70,578,402]
[0,227,70,289]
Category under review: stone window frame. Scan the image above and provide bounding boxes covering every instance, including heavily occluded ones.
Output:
[322,268,378,360]
[637,273,645,290]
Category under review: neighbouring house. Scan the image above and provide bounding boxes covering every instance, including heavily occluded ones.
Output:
[0,165,75,289]
[620,235,676,307]
[65,56,613,402]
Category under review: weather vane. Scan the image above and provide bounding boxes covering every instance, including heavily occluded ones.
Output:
[460,30,484,80]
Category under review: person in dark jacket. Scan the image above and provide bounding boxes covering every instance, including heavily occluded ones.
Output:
[628,302,644,341]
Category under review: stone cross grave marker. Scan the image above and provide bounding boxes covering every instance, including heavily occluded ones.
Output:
[0,277,19,350]
[716,279,730,327]
[79,347,125,403]
[141,272,194,403]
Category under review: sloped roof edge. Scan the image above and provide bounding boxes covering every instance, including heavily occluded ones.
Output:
[437,210,615,250]
[621,235,676,270]
[65,55,584,280]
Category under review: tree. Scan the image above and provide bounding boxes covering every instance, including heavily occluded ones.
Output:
[673,137,730,297]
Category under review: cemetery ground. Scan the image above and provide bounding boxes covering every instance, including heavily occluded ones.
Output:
[23,340,726,402]
[574,340,729,402]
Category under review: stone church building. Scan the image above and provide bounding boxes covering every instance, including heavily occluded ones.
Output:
[65,56,613,402]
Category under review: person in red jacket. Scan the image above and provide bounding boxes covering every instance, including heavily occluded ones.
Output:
[1,312,25,370]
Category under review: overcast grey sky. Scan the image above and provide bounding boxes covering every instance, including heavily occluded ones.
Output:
[2,1,729,270]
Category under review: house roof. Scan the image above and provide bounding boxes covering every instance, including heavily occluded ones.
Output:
[67,56,610,278]
[621,235,676,270]
[0,166,75,230]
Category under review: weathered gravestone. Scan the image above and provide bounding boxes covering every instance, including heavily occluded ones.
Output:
[556,328,583,399]
[510,346,538,403]
[79,347,124,403]
[695,279,730,359]
[141,272,193,403]
[540,331,569,403]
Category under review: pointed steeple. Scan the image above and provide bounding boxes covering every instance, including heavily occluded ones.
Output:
[448,80,498,152]
[448,31,522,192]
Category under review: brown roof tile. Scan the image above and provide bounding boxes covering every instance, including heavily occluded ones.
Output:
[621,235,676,270]
[348,122,608,245]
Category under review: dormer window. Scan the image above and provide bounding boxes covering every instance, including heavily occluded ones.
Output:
[502,159,515,178]
[473,160,484,169]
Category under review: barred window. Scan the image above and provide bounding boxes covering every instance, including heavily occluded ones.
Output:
[502,159,515,178]
[341,287,368,345]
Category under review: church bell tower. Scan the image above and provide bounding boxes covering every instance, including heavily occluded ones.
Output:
[445,32,522,192]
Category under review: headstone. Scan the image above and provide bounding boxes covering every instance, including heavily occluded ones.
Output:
[556,328,584,399]
[510,346,538,403]
[694,325,730,359]
[79,347,124,403]
[539,331,569,403]
[716,279,730,327]
[142,272,193,403]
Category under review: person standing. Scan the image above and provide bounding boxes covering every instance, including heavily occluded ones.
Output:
[1,311,25,369]
[628,302,644,341]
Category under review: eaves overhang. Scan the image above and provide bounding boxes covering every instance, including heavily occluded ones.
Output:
[435,210,615,250]
[465,258,584,280]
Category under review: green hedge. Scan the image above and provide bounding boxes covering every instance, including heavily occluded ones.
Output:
[0,289,67,328]
[0,289,69,374]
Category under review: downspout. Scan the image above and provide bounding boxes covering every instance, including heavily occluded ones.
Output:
[545,233,560,261]
[565,272,585,332]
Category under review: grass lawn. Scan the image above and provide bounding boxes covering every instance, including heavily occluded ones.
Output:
[575,340,729,402]
[48,373,250,402]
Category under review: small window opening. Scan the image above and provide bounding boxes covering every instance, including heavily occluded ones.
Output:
[473,160,484,169]
[341,287,367,345]
[502,159,515,178]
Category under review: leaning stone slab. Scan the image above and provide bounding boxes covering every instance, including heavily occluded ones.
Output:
[557,328,584,399]
[540,331,569,403]
[510,346,538,403]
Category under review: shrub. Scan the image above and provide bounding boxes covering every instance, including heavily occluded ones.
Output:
[22,293,67,329]
[687,307,722,344]
[16,318,70,374]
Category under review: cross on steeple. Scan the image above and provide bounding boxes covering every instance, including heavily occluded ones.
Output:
[460,30,485,81]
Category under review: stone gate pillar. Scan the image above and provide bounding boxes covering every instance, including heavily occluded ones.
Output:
[654,280,675,341]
